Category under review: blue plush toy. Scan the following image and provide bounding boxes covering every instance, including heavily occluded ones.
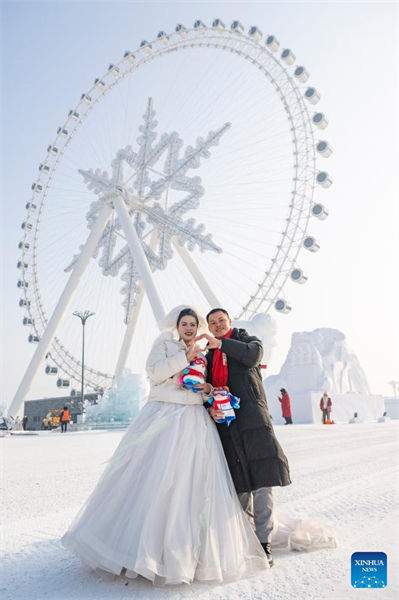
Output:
[178,356,207,393]
[209,386,240,425]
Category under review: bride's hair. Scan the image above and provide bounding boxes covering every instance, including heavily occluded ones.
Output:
[176,308,199,327]
[156,305,207,335]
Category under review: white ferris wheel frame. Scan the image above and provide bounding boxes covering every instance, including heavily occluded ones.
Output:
[11,20,332,418]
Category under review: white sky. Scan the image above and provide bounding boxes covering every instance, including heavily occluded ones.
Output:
[1,0,398,408]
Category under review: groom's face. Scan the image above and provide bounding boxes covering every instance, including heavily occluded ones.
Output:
[208,311,232,339]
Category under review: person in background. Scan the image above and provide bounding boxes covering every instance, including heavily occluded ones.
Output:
[14,415,23,431]
[320,392,332,424]
[59,406,70,433]
[22,415,28,431]
[278,389,293,425]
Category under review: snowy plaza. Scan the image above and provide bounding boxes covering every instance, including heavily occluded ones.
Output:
[2,2,398,600]
[2,421,398,600]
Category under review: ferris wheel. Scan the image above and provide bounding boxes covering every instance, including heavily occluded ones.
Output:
[11,19,333,417]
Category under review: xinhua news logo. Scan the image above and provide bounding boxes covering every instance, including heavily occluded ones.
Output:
[351,552,387,588]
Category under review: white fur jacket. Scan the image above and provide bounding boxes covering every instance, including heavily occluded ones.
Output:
[146,331,206,406]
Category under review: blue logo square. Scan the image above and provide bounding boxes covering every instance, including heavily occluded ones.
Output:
[351,552,387,588]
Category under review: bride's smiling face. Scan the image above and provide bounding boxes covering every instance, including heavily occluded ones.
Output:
[177,317,198,342]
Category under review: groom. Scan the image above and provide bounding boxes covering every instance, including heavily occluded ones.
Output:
[195,308,291,567]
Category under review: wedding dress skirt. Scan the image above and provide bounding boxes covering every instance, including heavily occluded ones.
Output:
[62,402,337,585]
[61,402,269,584]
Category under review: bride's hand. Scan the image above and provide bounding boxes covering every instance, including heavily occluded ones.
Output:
[185,340,200,362]
[193,383,212,394]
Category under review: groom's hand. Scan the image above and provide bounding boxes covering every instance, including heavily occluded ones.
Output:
[194,333,222,350]
[208,407,225,422]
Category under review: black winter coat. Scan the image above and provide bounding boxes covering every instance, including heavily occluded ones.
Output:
[205,328,291,493]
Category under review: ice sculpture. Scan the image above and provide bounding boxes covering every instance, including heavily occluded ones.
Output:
[265,328,371,396]
[85,369,149,423]
[233,313,278,366]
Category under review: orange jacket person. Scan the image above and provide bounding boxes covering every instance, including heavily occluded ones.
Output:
[60,406,70,433]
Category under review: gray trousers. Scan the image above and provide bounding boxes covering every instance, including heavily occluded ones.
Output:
[238,486,274,543]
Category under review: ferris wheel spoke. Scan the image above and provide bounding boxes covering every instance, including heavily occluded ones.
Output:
[203,253,263,288]
[196,213,285,234]
[190,256,261,317]
[181,52,254,136]
[189,61,273,138]
[163,48,192,103]
[222,248,273,272]
[162,43,232,133]
[77,122,110,173]
[115,74,140,152]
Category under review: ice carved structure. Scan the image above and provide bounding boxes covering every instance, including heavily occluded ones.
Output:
[233,313,277,367]
[267,328,371,395]
[85,369,149,424]
[265,328,384,424]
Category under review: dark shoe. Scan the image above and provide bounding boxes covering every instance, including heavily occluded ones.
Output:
[261,542,274,567]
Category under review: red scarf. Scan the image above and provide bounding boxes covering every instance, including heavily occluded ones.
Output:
[212,328,233,387]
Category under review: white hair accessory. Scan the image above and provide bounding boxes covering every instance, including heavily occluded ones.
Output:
[157,304,208,334]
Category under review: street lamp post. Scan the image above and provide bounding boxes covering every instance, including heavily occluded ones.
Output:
[73,310,95,420]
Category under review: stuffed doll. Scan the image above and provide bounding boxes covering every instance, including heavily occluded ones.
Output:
[178,356,207,392]
[209,386,240,425]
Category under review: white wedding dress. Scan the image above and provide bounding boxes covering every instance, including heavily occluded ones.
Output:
[62,332,337,585]
[62,401,271,584]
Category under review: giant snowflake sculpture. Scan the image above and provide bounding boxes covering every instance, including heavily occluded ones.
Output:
[65,98,230,323]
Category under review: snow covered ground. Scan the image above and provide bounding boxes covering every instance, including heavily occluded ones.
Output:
[1,421,398,600]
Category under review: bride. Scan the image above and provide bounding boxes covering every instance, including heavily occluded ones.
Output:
[62,306,336,586]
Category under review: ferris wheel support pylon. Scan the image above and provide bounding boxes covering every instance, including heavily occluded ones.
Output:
[113,196,167,324]
[172,238,221,308]
[8,203,114,418]
[113,228,159,379]
[113,284,146,379]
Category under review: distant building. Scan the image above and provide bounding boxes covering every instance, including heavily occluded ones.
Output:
[384,397,399,420]
[24,393,99,430]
